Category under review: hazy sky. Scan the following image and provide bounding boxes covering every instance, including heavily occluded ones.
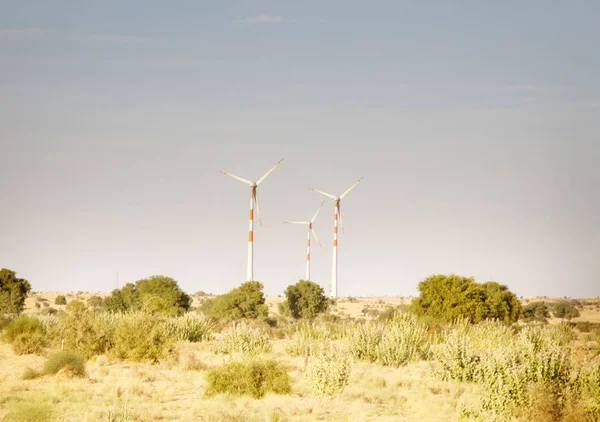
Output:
[1,1,599,297]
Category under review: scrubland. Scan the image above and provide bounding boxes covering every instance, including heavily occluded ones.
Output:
[1,292,599,422]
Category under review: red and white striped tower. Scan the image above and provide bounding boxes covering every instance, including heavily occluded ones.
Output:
[221,159,283,282]
[283,201,324,281]
[309,178,363,298]
[331,199,339,297]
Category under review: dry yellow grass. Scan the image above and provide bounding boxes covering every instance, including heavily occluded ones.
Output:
[3,292,598,421]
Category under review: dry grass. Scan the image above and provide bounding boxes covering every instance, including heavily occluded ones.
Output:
[2,293,599,421]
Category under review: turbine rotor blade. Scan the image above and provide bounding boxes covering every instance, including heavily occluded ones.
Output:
[340,177,364,199]
[255,189,262,226]
[256,158,284,185]
[311,201,325,223]
[308,187,337,200]
[220,170,253,185]
[283,221,309,225]
[311,227,322,248]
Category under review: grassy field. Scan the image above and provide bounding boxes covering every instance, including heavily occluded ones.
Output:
[1,293,599,421]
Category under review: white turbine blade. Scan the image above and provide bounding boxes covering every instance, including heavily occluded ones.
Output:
[256,158,284,185]
[308,187,337,200]
[220,170,253,185]
[339,177,364,199]
[311,227,322,248]
[255,189,262,226]
[283,221,309,225]
[310,201,325,223]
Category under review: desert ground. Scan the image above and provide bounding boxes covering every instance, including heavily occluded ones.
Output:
[1,293,599,422]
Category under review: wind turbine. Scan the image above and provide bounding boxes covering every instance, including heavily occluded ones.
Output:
[283,201,325,281]
[308,177,363,298]
[221,159,284,281]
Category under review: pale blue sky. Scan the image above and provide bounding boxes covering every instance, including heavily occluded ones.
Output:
[1,1,599,297]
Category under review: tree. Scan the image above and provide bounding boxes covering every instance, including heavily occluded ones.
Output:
[103,276,190,315]
[0,268,32,315]
[210,281,268,319]
[87,296,103,308]
[409,274,521,324]
[55,295,67,305]
[550,300,580,320]
[522,301,550,323]
[283,280,329,319]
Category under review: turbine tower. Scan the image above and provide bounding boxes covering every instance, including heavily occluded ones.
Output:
[283,201,325,281]
[308,177,363,298]
[221,159,284,281]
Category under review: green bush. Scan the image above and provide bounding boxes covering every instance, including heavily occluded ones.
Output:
[283,280,329,319]
[4,315,47,355]
[409,274,521,324]
[21,367,41,380]
[550,300,580,320]
[109,312,173,362]
[43,351,86,377]
[104,275,191,315]
[210,281,268,319]
[205,359,291,399]
[307,342,352,397]
[374,313,429,367]
[214,321,272,356]
[51,311,116,359]
[285,322,328,357]
[164,314,214,342]
[54,295,67,305]
[87,295,103,308]
[521,301,550,323]
[0,268,31,314]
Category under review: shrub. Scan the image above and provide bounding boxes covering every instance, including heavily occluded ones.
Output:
[55,295,67,305]
[205,359,291,399]
[110,312,173,362]
[432,329,481,382]
[214,321,272,356]
[409,274,521,324]
[40,307,57,316]
[307,342,352,397]
[346,322,383,363]
[52,311,116,359]
[285,322,328,357]
[210,281,268,319]
[87,295,103,308]
[164,314,214,342]
[65,300,86,314]
[284,280,329,319]
[43,351,86,377]
[0,268,31,314]
[4,315,47,355]
[550,300,580,320]
[375,313,429,367]
[522,301,550,323]
[104,275,191,315]
[21,367,41,380]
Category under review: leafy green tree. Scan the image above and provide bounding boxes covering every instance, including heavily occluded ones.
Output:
[521,301,550,323]
[210,281,268,319]
[103,276,190,315]
[550,300,580,320]
[0,268,31,315]
[283,280,329,319]
[55,295,67,305]
[409,274,521,324]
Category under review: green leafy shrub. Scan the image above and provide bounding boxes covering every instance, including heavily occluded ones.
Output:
[87,295,103,308]
[209,281,268,319]
[307,342,352,397]
[432,329,481,382]
[285,322,328,357]
[21,367,41,380]
[550,300,580,320]
[214,321,272,356]
[0,268,31,314]
[283,280,329,319]
[521,301,550,323]
[409,274,521,324]
[346,322,382,363]
[43,351,86,377]
[54,295,67,305]
[104,275,191,315]
[4,315,47,355]
[110,312,173,362]
[51,311,117,359]
[40,307,57,316]
[375,313,430,367]
[205,359,291,398]
[164,314,214,342]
